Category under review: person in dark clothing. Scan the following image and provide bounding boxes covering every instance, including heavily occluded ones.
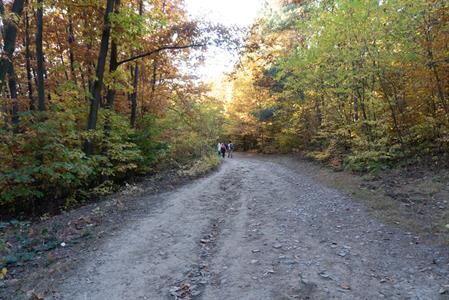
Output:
[227,141,234,158]
[220,143,226,158]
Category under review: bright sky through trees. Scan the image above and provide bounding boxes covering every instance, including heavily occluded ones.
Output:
[185,0,263,80]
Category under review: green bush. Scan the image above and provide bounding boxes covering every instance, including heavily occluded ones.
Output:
[0,110,93,212]
[0,109,146,214]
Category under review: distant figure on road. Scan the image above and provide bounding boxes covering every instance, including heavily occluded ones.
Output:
[227,141,234,158]
[217,142,221,156]
[220,143,226,158]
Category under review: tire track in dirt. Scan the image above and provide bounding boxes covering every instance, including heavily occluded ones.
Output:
[25,155,449,299]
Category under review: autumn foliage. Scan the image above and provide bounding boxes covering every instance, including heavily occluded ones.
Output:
[226,0,449,171]
[0,0,226,215]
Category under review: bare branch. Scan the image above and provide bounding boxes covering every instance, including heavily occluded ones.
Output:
[116,44,206,66]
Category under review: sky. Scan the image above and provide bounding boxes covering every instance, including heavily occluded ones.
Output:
[184,0,264,81]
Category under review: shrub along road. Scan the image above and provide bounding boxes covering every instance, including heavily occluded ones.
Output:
[11,155,449,299]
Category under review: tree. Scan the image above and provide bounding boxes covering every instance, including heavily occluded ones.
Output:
[84,0,115,155]
[0,0,26,128]
[35,0,46,111]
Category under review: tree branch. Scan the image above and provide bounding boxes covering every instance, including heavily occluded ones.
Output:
[117,44,205,66]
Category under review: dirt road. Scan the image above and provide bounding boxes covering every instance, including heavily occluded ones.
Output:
[54,155,449,299]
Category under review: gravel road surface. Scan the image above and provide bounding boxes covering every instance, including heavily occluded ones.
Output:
[56,155,449,299]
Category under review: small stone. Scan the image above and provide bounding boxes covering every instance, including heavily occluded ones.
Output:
[273,243,282,249]
[318,271,332,280]
[251,260,259,264]
[252,249,260,253]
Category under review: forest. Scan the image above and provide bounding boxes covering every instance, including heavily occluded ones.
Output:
[0,0,232,215]
[225,0,449,171]
[1,0,448,216]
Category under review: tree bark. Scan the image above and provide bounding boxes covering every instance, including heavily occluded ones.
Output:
[130,64,139,128]
[129,0,143,128]
[0,0,26,85]
[35,0,46,111]
[105,0,120,110]
[424,15,448,119]
[67,16,77,84]
[0,0,26,128]
[24,6,34,110]
[84,0,115,155]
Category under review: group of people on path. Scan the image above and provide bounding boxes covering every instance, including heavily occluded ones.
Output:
[218,141,233,158]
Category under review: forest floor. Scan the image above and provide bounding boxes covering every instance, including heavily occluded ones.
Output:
[2,154,449,299]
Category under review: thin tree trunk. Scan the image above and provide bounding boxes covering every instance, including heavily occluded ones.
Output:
[24,6,34,110]
[424,16,449,119]
[129,0,143,128]
[67,16,77,84]
[150,59,157,100]
[103,0,121,145]
[84,0,115,155]
[130,64,139,128]
[9,66,20,129]
[379,76,403,145]
[55,29,69,81]
[35,0,46,111]
[79,64,89,101]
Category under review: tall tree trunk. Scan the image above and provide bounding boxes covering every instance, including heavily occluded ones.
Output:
[105,41,118,109]
[35,0,46,111]
[129,0,143,128]
[67,16,77,84]
[379,76,403,145]
[103,0,121,142]
[105,0,120,110]
[352,62,359,122]
[130,64,139,128]
[84,0,115,155]
[24,6,34,110]
[424,16,448,119]
[150,59,157,99]
[0,0,26,128]
[79,65,89,101]
[9,66,19,129]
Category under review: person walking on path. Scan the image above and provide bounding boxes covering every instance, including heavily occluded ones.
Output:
[227,141,234,158]
[220,143,226,158]
[217,142,221,156]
